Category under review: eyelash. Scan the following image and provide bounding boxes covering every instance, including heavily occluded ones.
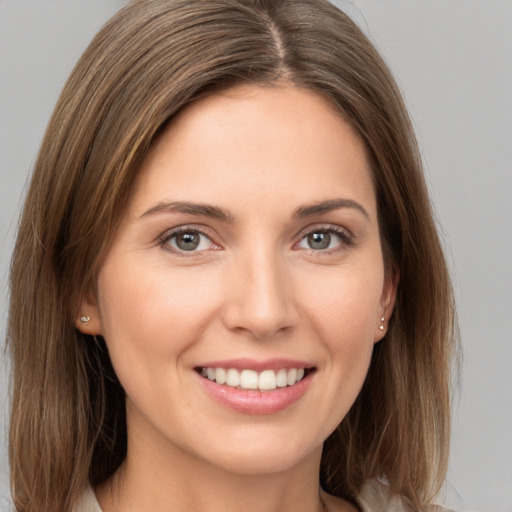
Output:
[158,224,354,256]
[159,226,218,257]
[294,224,354,254]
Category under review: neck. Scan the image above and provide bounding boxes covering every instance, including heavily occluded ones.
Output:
[99,447,327,512]
[95,404,357,512]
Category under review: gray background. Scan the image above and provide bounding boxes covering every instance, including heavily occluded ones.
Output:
[0,1,511,511]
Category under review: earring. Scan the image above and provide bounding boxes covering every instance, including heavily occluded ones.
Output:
[80,315,91,324]
[379,316,385,331]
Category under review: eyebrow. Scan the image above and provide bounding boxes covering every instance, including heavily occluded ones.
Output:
[292,198,369,220]
[140,201,234,222]
[140,198,369,222]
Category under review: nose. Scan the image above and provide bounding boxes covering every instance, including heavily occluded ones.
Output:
[221,249,298,339]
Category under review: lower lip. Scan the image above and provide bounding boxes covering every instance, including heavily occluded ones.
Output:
[197,372,313,415]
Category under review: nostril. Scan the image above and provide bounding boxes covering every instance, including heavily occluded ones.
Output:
[220,266,298,338]
[222,302,298,340]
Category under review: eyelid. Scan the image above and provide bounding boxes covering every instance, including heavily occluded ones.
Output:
[293,223,354,250]
[158,224,222,255]
[157,222,354,256]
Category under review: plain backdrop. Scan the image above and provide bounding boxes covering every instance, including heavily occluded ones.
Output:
[1,1,511,511]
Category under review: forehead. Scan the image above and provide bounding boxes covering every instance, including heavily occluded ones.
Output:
[128,85,376,220]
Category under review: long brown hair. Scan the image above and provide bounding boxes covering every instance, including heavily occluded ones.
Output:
[8,1,456,510]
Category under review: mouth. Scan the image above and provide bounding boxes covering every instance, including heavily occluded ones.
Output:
[195,366,316,392]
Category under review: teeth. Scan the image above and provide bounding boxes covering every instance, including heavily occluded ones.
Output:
[201,367,309,390]
[226,368,240,387]
[240,369,258,389]
[287,368,297,386]
[215,368,226,385]
[259,370,276,390]
[276,368,288,388]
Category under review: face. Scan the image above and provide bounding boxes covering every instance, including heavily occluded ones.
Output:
[78,85,396,477]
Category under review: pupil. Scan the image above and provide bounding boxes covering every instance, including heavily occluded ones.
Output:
[308,232,330,250]
[176,232,200,251]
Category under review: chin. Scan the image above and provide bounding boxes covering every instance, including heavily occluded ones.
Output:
[178,424,326,477]
[204,446,320,477]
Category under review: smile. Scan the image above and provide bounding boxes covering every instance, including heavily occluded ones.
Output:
[198,367,313,391]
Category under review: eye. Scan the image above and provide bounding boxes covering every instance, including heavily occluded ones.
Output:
[296,226,352,252]
[305,232,333,250]
[162,228,217,253]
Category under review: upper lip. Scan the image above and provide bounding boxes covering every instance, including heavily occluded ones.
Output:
[195,358,315,372]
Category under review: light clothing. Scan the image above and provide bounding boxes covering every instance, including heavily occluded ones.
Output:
[73,486,101,512]
[73,480,455,512]
[357,480,455,512]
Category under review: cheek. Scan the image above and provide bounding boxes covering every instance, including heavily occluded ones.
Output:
[95,258,220,382]
[298,261,383,399]
[300,264,384,341]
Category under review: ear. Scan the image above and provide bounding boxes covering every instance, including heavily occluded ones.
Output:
[73,285,103,336]
[374,267,399,343]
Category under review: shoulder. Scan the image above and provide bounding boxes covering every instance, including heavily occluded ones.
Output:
[73,486,103,512]
[74,481,457,512]
[356,479,456,512]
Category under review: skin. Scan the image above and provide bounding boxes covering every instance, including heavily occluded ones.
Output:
[77,85,396,512]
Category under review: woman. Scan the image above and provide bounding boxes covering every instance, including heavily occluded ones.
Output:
[7,1,456,511]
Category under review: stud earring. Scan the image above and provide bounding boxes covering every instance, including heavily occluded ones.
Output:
[379,316,385,331]
[80,315,91,324]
